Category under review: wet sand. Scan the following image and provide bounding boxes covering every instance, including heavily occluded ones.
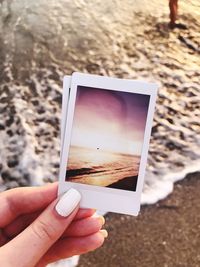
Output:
[107,175,138,191]
[79,172,200,267]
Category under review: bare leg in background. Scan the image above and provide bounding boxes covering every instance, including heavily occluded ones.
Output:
[169,0,178,28]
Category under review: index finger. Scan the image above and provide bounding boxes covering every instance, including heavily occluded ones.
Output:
[0,183,96,229]
[0,183,58,228]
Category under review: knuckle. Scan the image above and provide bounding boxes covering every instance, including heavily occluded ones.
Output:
[31,219,57,242]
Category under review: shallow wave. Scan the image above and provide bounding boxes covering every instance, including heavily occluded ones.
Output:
[142,160,200,204]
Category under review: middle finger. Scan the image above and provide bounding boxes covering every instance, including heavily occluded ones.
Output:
[4,208,97,238]
[62,215,105,237]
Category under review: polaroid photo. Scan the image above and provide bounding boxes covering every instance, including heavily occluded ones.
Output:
[59,72,158,216]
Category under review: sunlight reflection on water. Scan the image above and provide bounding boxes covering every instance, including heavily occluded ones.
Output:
[66,146,140,187]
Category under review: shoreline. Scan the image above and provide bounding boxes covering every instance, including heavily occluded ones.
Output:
[79,171,200,267]
[67,174,138,191]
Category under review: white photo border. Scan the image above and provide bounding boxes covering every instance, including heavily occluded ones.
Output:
[58,72,158,216]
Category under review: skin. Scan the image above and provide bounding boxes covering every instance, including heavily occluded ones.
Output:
[0,183,106,267]
[169,0,178,27]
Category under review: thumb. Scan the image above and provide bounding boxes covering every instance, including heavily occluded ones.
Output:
[1,188,81,267]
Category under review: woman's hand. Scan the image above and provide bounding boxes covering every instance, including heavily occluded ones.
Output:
[0,183,107,267]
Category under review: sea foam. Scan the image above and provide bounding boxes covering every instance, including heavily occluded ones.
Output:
[142,160,200,205]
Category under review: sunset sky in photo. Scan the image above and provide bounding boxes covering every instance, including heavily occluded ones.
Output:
[70,86,150,156]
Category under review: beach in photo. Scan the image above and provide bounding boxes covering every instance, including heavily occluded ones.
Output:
[65,86,150,191]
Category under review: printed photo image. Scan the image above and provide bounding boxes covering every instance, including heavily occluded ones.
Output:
[65,86,150,191]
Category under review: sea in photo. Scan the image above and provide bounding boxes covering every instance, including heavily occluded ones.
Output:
[66,146,139,191]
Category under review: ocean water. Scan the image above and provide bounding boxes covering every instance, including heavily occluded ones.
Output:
[0,0,200,207]
[66,146,139,190]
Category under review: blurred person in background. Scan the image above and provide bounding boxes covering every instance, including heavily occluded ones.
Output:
[169,0,187,29]
[169,0,178,28]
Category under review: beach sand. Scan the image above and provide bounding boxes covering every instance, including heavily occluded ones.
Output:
[79,172,200,267]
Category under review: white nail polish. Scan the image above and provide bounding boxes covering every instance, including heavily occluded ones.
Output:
[55,188,81,217]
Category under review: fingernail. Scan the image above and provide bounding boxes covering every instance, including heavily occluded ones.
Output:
[98,216,105,225]
[100,229,108,238]
[55,188,81,217]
